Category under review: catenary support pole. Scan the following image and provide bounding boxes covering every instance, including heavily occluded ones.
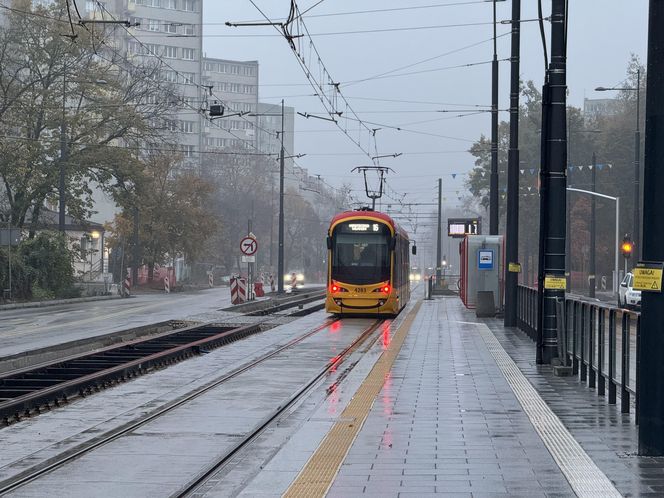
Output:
[59,64,67,233]
[589,152,596,298]
[634,69,642,260]
[638,0,664,456]
[489,0,499,235]
[436,178,442,286]
[504,0,521,327]
[277,99,285,294]
[537,0,567,364]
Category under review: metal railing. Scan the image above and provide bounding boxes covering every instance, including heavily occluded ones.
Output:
[517,285,640,418]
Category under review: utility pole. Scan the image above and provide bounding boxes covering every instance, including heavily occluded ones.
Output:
[504,0,521,327]
[589,152,597,298]
[436,178,442,287]
[277,99,285,293]
[489,0,499,235]
[638,0,664,456]
[536,0,567,364]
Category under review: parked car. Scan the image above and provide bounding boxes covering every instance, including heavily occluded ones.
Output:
[619,272,641,309]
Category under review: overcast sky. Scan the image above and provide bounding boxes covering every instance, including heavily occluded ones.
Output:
[202,1,647,220]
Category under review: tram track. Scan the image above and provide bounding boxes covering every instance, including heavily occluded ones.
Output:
[0,317,385,496]
[0,293,326,426]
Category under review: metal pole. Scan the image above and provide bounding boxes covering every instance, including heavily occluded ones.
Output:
[615,197,620,295]
[277,99,285,293]
[132,206,139,288]
[634,68,642,260]
[7,218,11,301]
[589,152,596,298]
[436,178,442,286]
[59,63,67,232]
[489,0,499,235]
[638,2,664,454]
[538,0,567,364]
[566,131,573,289]
[504,0,521,327]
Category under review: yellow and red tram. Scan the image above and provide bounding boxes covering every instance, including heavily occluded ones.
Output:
[325,209,414,316]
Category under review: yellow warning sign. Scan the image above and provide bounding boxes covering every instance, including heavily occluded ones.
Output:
[508,263,522,273]
[544,275,567,290]
[633,267,663,292]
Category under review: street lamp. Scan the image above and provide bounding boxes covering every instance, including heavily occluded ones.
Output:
[566,129,601,291]
[567,187,621,295]
[595,69,641,259]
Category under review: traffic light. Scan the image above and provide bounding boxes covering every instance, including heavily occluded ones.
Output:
[621,235,634,259]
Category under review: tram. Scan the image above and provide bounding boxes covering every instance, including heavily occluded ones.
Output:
[325,208,414,316]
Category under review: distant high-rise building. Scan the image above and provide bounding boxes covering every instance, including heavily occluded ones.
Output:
[583,97,619,118]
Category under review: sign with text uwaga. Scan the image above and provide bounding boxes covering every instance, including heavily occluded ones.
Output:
[633,262,664,292]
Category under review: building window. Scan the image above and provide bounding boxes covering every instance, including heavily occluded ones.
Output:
[165,22,178,33]
[182,0,196,12]
[164,0,177,8]
[163,46,177,58]
[230,65,240,74]
[162,70,177,83]
[180,72,196,85]
[184,24,195,36]
[183,145,195,157]
[180,121,195,133]
[181,48,195,60]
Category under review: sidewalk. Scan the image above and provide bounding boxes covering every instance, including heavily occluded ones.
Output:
[284,296,662,496]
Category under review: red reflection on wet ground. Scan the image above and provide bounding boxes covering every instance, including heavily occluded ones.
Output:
[327,384,339,416]
[330,321,342,334]
[382,322,392,349]
[382,372,393,416]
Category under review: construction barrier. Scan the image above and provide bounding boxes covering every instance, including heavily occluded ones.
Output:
[208,272,214,288]
[230,277,247,305]
[123,275,131,297]
[164,275,170,294]
[269,274,275,292]
[254,281,265,298]
[290,273,298,290]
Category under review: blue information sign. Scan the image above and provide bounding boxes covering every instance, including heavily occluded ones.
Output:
[478,250,494,270]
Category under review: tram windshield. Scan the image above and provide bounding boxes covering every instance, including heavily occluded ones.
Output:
[331,220,391,284]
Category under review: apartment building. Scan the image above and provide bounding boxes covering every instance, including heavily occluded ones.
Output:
[85,0,205,168]
[201,57,259,153]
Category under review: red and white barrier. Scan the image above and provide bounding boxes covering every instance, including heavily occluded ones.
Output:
[208,272,214,288]
[290,273,298,289]
[164,276,170,294]
[123,275,131,297]
[230,277,247,305]
[269,274,275,292]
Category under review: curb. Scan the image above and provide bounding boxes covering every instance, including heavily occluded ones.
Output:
[0,294,124,312]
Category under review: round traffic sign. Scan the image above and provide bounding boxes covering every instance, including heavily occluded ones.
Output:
[240,236,258,256]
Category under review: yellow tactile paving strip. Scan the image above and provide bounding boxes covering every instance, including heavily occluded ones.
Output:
[283,301,422,498]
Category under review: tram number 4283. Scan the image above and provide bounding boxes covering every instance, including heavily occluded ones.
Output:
[354,287,368,293]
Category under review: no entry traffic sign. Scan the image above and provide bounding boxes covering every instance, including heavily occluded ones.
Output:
[240,236,258,256]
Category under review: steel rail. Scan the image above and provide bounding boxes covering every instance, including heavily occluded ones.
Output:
[0,316,343,495]
[0,293,327,425]
[172,319,386,498]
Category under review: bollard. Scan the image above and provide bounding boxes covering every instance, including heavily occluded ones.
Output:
[123,276,131,297]
[164,276,170,294]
